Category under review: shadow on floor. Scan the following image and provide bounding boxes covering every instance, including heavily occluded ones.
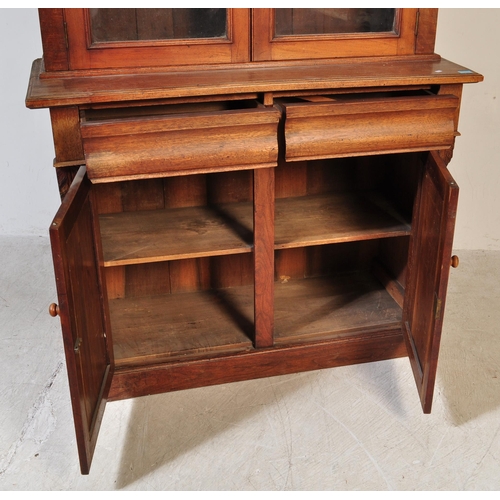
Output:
[113,347,407,488]
[437,250,500,425]
[114,372,313,488]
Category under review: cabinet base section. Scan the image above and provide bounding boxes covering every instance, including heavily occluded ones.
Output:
[108,327,407,401]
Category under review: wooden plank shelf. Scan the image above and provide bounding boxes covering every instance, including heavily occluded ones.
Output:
[274,272,403,345]
[110,270,402,370]
[100,191,410,267]
[275,192,411,249]
[110,285,255,368]
[100,202,253,266]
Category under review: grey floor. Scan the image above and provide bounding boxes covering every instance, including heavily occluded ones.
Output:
[1,235,499,490]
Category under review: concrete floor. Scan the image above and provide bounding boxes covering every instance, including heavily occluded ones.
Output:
[1,235,499,490]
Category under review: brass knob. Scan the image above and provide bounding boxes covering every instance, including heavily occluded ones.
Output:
[451,255,459,268]
[49,303,60,317]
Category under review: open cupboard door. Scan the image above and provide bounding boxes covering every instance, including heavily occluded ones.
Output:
[403,151,459,413]
[49,166,113,474]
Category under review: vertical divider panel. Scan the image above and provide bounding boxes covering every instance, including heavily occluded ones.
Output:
[253,167,275,348]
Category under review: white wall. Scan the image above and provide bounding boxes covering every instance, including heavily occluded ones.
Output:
[1,8,499,249]
[0,9,60,236]
[435,9,500,250]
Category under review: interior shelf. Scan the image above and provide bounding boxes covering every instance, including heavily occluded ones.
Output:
[274,272,403,345]
[110,285,255,368]
[99,190,410,267]
[100,202,253,266]
[275,192,411,249]
[110,269,403,369]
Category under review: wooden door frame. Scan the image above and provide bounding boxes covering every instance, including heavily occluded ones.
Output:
[40,8,251,72]
[252,8,437,62]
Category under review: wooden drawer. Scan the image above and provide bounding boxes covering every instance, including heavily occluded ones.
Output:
[80,100,281,182]
[279,92,459,162]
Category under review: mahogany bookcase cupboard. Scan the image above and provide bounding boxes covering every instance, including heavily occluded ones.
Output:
[26,8,483,474]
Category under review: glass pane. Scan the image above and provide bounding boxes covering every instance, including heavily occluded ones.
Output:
[89,8,227,43]
[275,8,396,37]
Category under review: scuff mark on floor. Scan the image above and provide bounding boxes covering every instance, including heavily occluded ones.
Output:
[0,361,63,475]
[314,401,394,491]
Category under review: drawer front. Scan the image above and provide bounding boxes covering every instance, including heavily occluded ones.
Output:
[81,103,281,182]
[282,94,459,162]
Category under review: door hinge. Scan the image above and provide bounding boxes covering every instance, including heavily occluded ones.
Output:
[74,337,82,353]
[434,293,442,321]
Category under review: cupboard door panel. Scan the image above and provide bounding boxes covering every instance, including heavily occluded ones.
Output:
[252,8,418,61]
[50,166,112,474]
[64,8,250,70]
[403,151,459,413]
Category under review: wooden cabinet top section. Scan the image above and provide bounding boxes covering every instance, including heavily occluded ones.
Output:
[26,57,483,109]
[28,8,482,109]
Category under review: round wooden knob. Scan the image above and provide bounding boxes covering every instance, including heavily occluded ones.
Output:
[49,303,60,317]
[451,255,459,268]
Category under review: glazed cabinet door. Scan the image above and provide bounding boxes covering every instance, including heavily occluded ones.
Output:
[252,8,437,61]
[50,166,112,474]
[403,151,459,413]
[60,8,250,70]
